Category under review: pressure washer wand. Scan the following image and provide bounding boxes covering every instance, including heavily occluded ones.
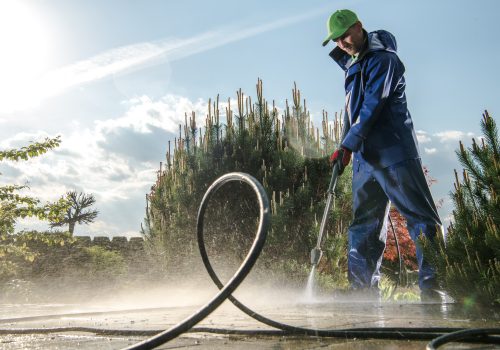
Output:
[310,161,341,266]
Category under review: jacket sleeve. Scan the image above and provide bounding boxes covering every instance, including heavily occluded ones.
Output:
[341,52,400,152]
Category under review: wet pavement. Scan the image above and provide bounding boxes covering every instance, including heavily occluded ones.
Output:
[0,286,498,350]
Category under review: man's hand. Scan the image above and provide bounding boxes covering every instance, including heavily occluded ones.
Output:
[329,147,352,175]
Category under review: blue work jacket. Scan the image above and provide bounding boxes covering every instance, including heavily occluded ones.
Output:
[329,30,420,169]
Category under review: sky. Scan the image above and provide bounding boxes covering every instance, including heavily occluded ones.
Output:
[0,0,499,237]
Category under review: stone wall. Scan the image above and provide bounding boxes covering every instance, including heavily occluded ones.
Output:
[75,236,144,251]
[74,236,147,274]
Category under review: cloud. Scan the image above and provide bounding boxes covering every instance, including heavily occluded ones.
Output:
[416,130,432,143]
[433,130,475,143]
[424,147,437,154]
[99,94,207,134]
[4,93,208,236]
[0,163,22,178]
[0,130,54,149]
[1,5,333,114]
[98,125,173,163]
[95,94,210,164]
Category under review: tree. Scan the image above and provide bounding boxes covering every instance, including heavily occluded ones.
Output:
[143,80,352,286]
[50,191,99,234]
[424,110,500,306]
[0,136,68,234]
[0,136,69,280]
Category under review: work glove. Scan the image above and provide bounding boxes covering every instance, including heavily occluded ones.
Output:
[329,147,352,175]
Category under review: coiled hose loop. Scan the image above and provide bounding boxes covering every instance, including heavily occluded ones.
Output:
[124,172,270,350]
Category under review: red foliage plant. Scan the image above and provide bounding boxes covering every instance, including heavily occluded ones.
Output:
[384,207,417,270]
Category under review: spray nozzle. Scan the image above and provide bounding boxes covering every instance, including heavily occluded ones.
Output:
[310,247,323,266]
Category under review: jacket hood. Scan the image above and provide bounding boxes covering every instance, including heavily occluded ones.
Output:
[329,30,398,71]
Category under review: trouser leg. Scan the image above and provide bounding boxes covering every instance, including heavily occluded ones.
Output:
[373,159,443,290]
[348,162,389,289]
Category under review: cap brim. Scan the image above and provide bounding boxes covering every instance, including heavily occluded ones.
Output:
[323,25,352,47]
[322,33,334,47]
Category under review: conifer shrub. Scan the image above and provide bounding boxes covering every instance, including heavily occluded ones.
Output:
[424,111,500,306]
[143,80,352,287]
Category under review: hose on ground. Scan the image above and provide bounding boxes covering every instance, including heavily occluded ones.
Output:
[0,173,498,349]
[426,328,500,349]
[2,325,499,344]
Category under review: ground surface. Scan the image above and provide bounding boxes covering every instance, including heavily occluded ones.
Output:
[0,286,498,350]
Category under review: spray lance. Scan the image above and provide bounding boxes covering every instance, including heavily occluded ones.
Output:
[310,112,351,267]
[310,159,343,266]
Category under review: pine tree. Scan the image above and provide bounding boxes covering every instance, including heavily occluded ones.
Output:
[50,191,99,234]
[424,110,500,306]
[143,80,352,285]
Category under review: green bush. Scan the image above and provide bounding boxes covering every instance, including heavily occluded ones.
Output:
[424,111,500,306]
[80,246,127,281]
[0,230,74,282]
[143,80,352,287]
[0,230,134,301]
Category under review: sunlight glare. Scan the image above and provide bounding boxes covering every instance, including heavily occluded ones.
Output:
[0,1,52,112]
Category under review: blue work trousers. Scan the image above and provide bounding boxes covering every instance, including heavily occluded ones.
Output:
[348,158,442,291]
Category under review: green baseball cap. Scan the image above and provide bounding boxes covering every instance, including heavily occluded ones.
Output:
[322,9,359,46]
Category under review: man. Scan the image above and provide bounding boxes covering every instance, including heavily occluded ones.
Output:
[323,9,443,300]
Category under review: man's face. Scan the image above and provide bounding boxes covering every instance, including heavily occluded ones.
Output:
[334,22,364,56]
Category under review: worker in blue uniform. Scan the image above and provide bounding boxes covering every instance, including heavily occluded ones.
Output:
[323,9,443,300]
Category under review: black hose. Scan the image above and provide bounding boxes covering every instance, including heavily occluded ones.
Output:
[426,328,500,349]
[388,214,403,283]
[386,213,402,299]
[122,172,270,350]
[2,326,500,345]
[1,172,498,349]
